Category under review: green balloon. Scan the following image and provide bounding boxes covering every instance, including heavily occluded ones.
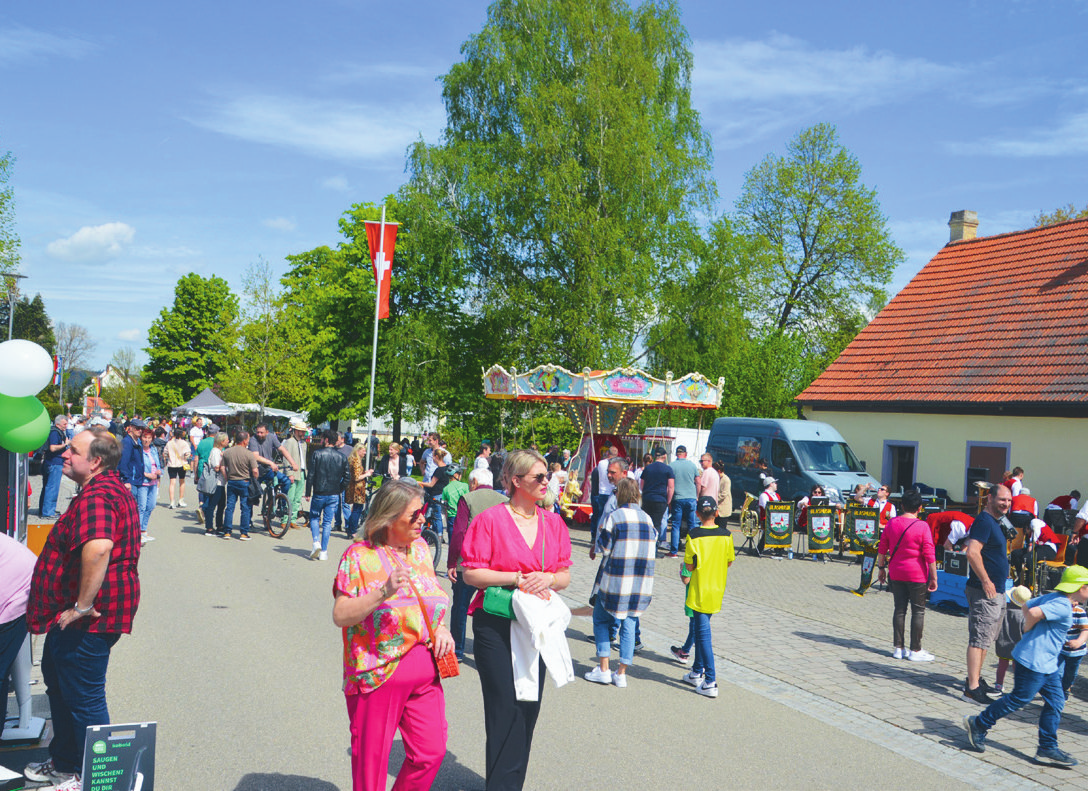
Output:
[0,395,50,454]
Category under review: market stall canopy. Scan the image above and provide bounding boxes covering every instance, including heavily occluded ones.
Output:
[175,387,232,416]
[482,363,723,434]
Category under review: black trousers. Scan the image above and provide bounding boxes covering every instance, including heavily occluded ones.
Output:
[643,500,668,543]
[890,580,927,651]
[473,610,545,791]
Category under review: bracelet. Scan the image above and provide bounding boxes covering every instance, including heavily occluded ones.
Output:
[73,603,93,615]
[513,571,522,587]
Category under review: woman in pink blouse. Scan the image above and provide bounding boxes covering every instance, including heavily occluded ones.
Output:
[461,449,572,791]
[876,489,938,662]
[333,478,454,791]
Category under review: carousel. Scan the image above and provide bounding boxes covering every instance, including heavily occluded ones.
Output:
[482,363,723,516]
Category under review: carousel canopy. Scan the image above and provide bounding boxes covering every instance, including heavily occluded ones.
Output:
[482,364,723,435]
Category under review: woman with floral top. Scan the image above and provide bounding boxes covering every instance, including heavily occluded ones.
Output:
[333,478,454,791]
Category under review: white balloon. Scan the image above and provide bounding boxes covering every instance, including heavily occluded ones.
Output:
[0,339,56,397]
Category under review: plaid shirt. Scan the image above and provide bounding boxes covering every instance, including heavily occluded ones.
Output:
[27,469,141,635]
[591,505,656,619]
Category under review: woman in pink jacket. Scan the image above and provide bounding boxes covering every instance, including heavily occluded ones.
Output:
[876,489,938,662]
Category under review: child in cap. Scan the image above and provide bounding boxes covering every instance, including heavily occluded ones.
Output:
[964,565,1088,767]
[994,585,1032,693]
[1060,597,1088,699]
[681,496,735,698]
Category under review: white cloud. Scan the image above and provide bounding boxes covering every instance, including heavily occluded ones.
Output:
[321,175,351,192]
[947,108,1088,157]
[117,329,142,342]
[46,222,135,261]
[324,62,439,85]
[263,217,297,232]
[0,26,95,65]
[186,92,444,163]
[693,34,961,147]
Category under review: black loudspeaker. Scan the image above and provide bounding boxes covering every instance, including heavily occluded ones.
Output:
[944,550,969,576]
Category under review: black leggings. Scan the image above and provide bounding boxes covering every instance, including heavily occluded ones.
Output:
[890,579,928,652]
[472,610,545,791]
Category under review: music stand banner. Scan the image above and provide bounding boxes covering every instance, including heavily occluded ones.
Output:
[844,505,880,553]
[808,506,835,553]
[764,502,794,549]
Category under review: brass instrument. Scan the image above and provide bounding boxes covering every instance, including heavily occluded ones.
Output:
[739,492,761,556]
[974,480,991,515]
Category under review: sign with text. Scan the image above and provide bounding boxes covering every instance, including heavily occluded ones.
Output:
[844,505,880,553]
[764,501,794,549]
[807,506,835,553]
[82,722,156,791]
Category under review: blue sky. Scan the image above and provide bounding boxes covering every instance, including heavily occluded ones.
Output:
[2,0,1085,371]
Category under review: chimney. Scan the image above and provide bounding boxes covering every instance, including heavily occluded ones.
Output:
[948,210,979,243]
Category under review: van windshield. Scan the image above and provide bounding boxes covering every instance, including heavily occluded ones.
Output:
[792,440,865,473]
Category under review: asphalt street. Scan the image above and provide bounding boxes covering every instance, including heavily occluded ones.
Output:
[1,480,1076,789]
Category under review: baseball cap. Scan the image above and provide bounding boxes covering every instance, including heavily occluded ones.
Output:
[697,495,717,513]
[206,422,220,434]
[675,445,687,454]
[127,418,147,429]
[1055,565,1088,593]
[652,446,666,458]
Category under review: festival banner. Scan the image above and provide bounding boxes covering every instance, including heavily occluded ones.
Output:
[764,501,794,550]
[363,220,399,319]
[852,544,881,596]
[844,505,880,553]
[807,506,835,553]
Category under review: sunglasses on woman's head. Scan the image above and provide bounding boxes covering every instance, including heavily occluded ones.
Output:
[519,473,547,485]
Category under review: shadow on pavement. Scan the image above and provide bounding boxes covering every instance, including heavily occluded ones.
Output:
[273,545,317,559]
[233,774,339,790]
[381,742,484,791]
[794,630,889,658]
[842,658,964,698]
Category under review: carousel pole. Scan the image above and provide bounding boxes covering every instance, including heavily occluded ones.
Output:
[363,205,386,472]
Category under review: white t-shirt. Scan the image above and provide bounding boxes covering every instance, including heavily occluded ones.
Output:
[1010,479,1023,497]
[209,446,225,486]
[189,425,204,447]
[946,520,968,546]
[597,458,614,496]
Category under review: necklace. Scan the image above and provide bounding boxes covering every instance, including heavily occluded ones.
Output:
[509,504,536,519]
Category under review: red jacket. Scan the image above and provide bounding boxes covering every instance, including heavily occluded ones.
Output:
[1010,494,1038,517]
[926,511,974,546]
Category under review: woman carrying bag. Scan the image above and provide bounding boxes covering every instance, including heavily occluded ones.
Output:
[877,488,939,662]
[333,478,455,791]
[461,449,572,791]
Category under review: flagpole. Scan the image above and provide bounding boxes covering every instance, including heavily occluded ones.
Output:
[364,205,386,472]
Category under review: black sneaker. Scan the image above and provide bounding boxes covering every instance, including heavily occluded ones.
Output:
[670,645,691,662]
[963,685,995,705]
[1036,746,1077,767]
[977,677,995,694]
[962,715,986,752]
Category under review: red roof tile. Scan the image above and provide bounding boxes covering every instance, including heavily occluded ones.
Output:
[797,217,1088,407]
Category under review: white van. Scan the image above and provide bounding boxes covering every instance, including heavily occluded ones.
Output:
[705,417,879,506]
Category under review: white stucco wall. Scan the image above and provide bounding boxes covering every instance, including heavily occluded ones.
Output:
[801,406,1087,504]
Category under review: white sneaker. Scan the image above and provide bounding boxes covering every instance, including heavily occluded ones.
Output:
[584,666,612,685]
[52,776,82,791]
[892,647,905,659]
[310,545,321,560]
[141,535,155,543]
[695,680,719,698]
[24,760,75,784]
[908,649,936,662]
[178,500,187,507]
[318,551,328,561]
[682,671,705,687]
[612,672,627,688]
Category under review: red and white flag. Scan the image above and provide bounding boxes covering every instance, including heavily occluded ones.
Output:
[364,220,399,319]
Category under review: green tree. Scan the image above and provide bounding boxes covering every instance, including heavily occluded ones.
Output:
[101,346,148,417]
[12,293,55,352]
[0,151,19,275]
[735,122,902,343]
[143,274,239,411]
[407,0,715,370]
[217,258,309,412]
[1034,202,1088,227]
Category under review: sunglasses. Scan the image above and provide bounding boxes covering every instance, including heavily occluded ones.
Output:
[410,506,426,521]
[519,473,547,485]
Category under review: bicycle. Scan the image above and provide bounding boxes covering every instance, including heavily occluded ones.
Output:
[261,477,292,538]
[421,493,444,568]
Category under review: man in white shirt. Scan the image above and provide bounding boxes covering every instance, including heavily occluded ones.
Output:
[188,416,205,449]
[474,443,492,471]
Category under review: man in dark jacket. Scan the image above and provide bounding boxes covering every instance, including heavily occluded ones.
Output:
[117,419,146,497]
[309,429,347,561]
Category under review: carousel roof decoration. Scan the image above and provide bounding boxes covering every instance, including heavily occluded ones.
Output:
[482,363,724,435]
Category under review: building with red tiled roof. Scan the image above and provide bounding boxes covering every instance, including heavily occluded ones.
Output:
[797,211,1088,504]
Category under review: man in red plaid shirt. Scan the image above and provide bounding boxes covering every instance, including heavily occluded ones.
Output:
[23,426,141,791]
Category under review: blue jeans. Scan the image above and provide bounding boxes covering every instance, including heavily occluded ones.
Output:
[347,502,366,535]
[41,628,120,774]
[450,576,476,660]
[335,492,345,529]
[202,485,223,532]
[1061,653,1084,696]
[681,616,696,653]
[692,611,715,683]
[134,483,157,532]
[590,494,609,545]
[310,494,337,552]
[259,467,292,496]
[224,479,252,535]
[39,463,63,518]
[975,661,1064,749]
[593,599,636,666]
[669,498,697,553]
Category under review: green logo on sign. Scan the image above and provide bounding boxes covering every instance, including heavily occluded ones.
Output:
[92,740,107,754]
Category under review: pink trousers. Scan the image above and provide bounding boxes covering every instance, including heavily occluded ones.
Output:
[346,644,448,791]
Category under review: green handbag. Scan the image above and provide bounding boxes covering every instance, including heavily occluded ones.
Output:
[482,509,546,621]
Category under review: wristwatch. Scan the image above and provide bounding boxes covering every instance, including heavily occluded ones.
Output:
[73,603,93,615]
